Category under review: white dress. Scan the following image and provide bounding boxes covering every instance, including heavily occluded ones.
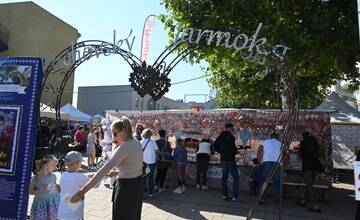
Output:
[86,133,96,156]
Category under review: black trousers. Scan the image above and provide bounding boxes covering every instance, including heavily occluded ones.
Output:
[155,167,169,188]
[112,176,143,220]
[196,153,210,185]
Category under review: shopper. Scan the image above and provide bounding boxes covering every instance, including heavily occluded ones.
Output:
[214,123,240,202]
[155,129,173,192]
[173,138,187,194]
[71,117,144,220]
[133,123,144,141]
[257,132,282,206]
[140,129,159,198]
[297,131,323,212]
[86,126,97,170]
[195,137,214,190]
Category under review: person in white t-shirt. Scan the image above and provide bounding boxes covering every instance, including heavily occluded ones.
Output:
[58,151,95,220]
[257,132,282,206]
[140,129,159,198]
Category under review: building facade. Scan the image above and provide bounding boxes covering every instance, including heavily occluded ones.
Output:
[0,2,80,105]
[77,85,190,115]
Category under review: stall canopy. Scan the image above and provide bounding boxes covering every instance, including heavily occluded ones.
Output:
[316,92,360,123]
[316,92,360,169]
[92,114,104,122]
[60,103,91,122]
[40,103,69,120]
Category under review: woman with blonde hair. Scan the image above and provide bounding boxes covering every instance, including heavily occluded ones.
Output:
[71,117,143,220]
[140,128,159,198]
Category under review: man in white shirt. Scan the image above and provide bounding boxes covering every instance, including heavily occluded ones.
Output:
[257,132,282,206]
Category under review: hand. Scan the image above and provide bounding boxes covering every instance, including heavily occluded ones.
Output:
[70,191,83,203]
[38,184,48,193]
[107,169,119,177]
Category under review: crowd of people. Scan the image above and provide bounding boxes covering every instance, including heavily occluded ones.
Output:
[29,117,323,220]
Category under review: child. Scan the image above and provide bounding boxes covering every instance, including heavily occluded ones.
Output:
[249,158,261,197]
[173,138,187,194]
[58,151,95,220]
[29,155,60,220]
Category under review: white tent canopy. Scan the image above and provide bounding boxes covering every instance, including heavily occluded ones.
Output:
[316,92,360,169]
[60,103,91,122]
[316,92,360,123]
[92,114,104,122]
[40,103,69,120]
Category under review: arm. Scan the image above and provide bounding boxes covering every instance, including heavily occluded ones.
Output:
[71,145,128,202]
[257,145,264,163]
[213,137,220,153]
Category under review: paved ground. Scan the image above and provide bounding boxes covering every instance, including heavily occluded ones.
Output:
[27,165,357,219]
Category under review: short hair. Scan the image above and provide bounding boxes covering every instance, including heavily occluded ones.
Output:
[158,129,166,138]
[176,138,183,145]
[225,123,234,129]
[111,117,134,140]
[141,128,152,139]
[271,132,279,139]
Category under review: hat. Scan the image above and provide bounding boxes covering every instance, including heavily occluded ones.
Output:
[64,151,82,164]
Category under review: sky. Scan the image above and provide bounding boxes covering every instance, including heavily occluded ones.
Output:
[1,0,212,106]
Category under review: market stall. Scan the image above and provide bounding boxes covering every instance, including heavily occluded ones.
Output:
[107,109,332,191]
[316,92,360,170]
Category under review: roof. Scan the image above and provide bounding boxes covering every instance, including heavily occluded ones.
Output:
[0,1,79,35]
[316,92,360,124]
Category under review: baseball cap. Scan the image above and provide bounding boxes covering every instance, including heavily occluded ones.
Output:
[64,151,82,164]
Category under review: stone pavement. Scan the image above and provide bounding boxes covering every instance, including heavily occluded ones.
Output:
[28,171,356,220]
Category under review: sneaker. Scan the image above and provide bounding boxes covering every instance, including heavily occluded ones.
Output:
[148,194,154,199]
[232,198,244,203]
[173,187,182,194]
[196,184,200,189]
[182,185,186,192]
[154,185,159,191]
[202,185,208,190]
[158,187,165,192]
[222,195,230,201]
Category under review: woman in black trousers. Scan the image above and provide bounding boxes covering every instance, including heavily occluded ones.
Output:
[196,138,214,189]
[71,117,144,220]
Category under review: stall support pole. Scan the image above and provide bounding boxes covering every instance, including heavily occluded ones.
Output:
[278,160,284,220]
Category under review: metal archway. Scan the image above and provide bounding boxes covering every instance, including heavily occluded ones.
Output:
[39,30,299,220]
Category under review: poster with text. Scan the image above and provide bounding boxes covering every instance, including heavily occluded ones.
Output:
[355,161,360,201]
[0,57,43,219]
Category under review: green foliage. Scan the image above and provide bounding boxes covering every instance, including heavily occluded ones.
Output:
[160,0,360,108]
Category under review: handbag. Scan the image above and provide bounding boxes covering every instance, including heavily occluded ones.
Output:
[142,139,151,176]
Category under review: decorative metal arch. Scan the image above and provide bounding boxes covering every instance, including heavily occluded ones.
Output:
[40,31,299,220]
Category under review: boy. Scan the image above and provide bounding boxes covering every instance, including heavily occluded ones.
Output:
[58,151,94,220]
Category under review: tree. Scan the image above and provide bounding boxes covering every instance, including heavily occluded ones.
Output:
[159,0,360,108]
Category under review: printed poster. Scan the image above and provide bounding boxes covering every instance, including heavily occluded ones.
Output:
[0,57,43,219]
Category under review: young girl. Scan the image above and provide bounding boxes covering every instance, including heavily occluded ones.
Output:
[173,138,187,194]
[86,126,97,170]
[29,155,60,220]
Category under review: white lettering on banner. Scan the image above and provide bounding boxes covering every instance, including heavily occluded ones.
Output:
[354,161,360,201]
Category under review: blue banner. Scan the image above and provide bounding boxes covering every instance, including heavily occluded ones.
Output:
[0,57,43,219]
